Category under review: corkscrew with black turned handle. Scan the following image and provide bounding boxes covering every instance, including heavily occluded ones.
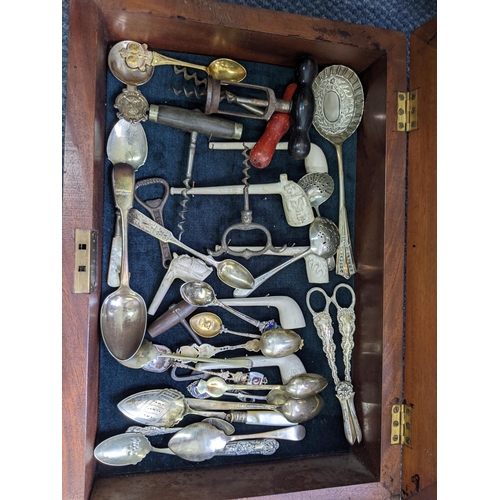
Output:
[204,55,318,161]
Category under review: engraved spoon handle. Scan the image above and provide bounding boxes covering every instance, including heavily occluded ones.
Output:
[233,249,311,298]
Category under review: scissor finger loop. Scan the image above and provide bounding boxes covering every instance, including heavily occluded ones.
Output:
[306,286,332,316]
[332,283,356,311]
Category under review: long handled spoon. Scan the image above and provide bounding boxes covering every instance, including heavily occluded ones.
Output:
[128,208,254,289]
[188,312,303,358]
[312,65,364,279]
[100,164,147,361]
[195,373,327,399]
[232,217,340,298]
[108,40,247,85]
[178,326,303,359]
[180,281,276,333]
[94,422,296,466]
[106,119,148,287]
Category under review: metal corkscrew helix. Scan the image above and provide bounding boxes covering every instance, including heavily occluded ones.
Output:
[208,147,286,259]
[177,130,198,241]
[171,66,207,99]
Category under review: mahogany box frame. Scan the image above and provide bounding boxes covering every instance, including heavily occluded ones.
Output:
[62,1,437,498]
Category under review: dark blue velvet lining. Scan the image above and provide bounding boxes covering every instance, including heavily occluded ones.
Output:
[97,48,357,476]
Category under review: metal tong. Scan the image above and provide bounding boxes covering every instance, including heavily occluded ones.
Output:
[306,283,362,445]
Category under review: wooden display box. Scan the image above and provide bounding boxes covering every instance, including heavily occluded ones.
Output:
[62,1,436,498]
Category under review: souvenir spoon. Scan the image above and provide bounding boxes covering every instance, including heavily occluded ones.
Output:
[181,281,275,333]
[106,118,148,287]
[233,217,340,298]
[178,328,303,359]
[108,41,247,85]
[168,421,305,462]
[189,312,262,339]
[117,339,253,371]
[94,431,282,466]
[195,373,327,399]
[312,65,364,279]
[128,208,254,289]
[100,164,147,361]
[188,312,303,357]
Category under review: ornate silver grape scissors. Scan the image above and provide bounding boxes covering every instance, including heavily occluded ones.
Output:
[306,283,362,445]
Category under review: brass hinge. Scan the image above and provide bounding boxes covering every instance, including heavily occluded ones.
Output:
[391,404,413,448]
[397,90,418,132]
[73,229,97,293]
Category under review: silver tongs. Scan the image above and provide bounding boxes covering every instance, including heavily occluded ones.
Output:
[306,283,362,445]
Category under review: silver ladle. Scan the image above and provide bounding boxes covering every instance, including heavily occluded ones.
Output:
[100,164,147,361]
[180,281,276,333]
[232,217,340,298]
[128,208,255,290]
[195,373,327,399]
[312,65,364,279]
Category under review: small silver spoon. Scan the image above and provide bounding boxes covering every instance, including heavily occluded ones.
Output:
[181,281,275,333]
[196,373,328,399]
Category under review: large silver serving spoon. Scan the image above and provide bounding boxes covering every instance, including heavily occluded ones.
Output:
[312,65,364,279]
[100,164,147,361]
[106,118,148,287]
[128,208,255,290]
[181,281,275,333]
[232,217,340,298]
[168,422,305,462]
[108,40,247,86]
[195,373,327,399]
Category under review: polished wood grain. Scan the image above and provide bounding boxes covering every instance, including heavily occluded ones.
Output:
[402,17,437,498]
[63,1,412,499]
[62,0,107,498]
